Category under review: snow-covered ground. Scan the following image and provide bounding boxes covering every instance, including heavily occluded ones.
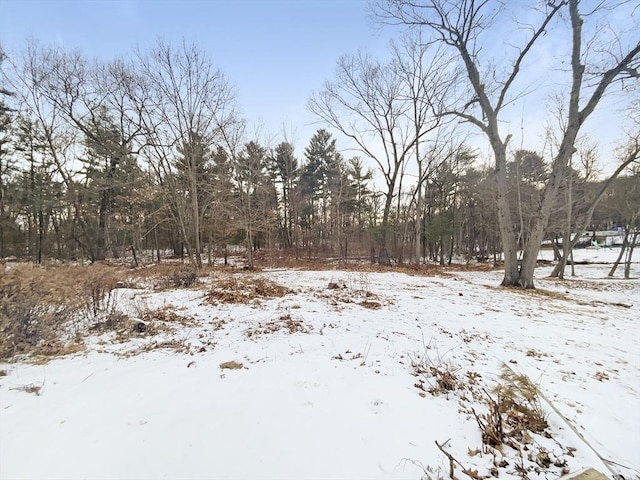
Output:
[1,251,638,480]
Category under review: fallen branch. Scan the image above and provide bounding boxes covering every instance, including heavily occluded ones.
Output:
[435,439,484,480]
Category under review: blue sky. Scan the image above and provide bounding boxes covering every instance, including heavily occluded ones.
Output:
[0,0,393,154]
[1,0,637,176]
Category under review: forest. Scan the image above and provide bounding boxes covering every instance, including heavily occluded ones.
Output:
[0,0,638,287]
[0,3,639,477]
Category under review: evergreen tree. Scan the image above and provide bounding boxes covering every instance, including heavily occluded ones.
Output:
[235,141,275,268]
[0,46,17,258]
[267,142,299,248]
[13,117,53,263]
[79,106,138,261]
[346,156,374,249]
[208,145,236,264]
[301,129,340,251]
[175,130,213,268]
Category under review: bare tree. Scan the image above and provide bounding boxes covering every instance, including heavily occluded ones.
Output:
[4,41,90,260]
[136,39,238,268]
[548,136,637,278]
[5,41,150,261]
[391,34,455,263]
[308,49,446,264]
[378,0,640,287]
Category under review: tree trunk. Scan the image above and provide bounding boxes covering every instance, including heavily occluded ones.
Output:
[378,187,395,266]
[492,140,520,286]
[608,230,629,277]
[245,228,254,269]
[131,245,139,268]
[559,165,573,280]
[624,232,638,279]
[191,174,202,269]
[550,146,639,277]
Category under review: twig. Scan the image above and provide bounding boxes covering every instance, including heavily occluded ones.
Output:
[435,439,456,479]
[435,439,479,480]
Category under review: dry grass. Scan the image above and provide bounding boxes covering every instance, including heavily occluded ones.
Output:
[413,361,462,396]
[0,263,121,360]
[245,313,312,338]
[472,367,548,448]
[251,249,503,276]
[89,305,195,345]
[317,277,388,310]
[359,300,382,309]
[138,306,194,329]
[206,275,291,304]
[409,341,463,397]
[0,263,201,360]
[11,383,42,395]
[124,263,207,290]
[114,339,191,357]
[219,360,243,370]
[31,341,87,363]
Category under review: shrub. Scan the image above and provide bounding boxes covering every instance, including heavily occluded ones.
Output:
[170,268,198,288]
[0,263,121,360]
[76,264,121,317]
[0,265,75,359]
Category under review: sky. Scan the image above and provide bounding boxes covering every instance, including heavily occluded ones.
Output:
[0,0,637,177]
[0,0,393,155]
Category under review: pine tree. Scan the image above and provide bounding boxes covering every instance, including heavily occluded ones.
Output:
[301,129,340,252]
[0,46,17,258]
[267,142,299,248]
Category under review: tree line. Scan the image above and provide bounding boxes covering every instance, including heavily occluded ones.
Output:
[0,0,638,287]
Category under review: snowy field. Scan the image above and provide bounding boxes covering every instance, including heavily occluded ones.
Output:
[1,250,638,480]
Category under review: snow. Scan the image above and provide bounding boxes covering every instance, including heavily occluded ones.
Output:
[1,252,638,480]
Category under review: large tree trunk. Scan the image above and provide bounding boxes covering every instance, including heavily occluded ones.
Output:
[623,232,637,279]
[378,188,394,266]
[492,139,520,286]
[558,166,573,280]
[516,140,578,288]
[608,231,629,277]
[380,0,639,289]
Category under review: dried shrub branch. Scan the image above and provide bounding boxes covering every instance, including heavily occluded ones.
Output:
[0,264,121,360]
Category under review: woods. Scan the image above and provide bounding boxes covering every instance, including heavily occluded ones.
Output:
[0,1,638,286]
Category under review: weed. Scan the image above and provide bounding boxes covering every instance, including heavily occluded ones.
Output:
[245,313,311,338]
[495,367,548,436]
[169,268,198,288]
[471,391,505,447]
[77,264,120,317]
[219,360,243,370]
[409,338,463,396]
[11,383,42,395]
[128,263,201,289]
[320,275,386,309]
[207,275,291,304]
[0,264,120,360]
[360,300,382,309]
